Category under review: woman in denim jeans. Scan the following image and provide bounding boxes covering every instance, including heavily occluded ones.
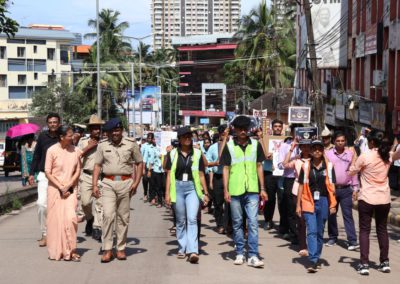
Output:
[296,140,337,273]
[165,127,209,264]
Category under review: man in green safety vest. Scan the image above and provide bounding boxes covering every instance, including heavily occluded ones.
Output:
[220,115,268,268]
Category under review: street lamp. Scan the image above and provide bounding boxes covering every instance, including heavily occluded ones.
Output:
[157,75,184,127]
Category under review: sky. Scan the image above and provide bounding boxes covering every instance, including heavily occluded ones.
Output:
[7,0,269,46]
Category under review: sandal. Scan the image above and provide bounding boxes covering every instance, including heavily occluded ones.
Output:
[71,253,81,262]
[177,252,186,259]
[298,249,308,257]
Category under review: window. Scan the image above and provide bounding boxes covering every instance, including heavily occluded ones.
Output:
[34,73,38,80]
[47,48,55,60]
[0,46,6,59]
[17,47,25,57]
[26,39,46,45]
[7,39,24,44]
[33,45,37,53]
[9,86,32,99]
[18,75,26,85]
[27,59,46,72]
[8,59,26,71]
[0,75,6,87]
[0,120,18,133]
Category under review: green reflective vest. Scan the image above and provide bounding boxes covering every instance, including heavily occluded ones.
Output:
[169,148,203,203]
[227,138,259,196]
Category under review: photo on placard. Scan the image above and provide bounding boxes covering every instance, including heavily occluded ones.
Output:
[288,106,311,124]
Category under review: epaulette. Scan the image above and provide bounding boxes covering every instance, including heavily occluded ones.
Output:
[124,137,136,143]
[99,138,108,143]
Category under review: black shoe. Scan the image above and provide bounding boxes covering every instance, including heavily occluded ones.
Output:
[263,221,274,231]
[85,218,94,236]
[357,263,369,276]
[307,263,318,273]
[92,228,102,241]
[378,261,391,273]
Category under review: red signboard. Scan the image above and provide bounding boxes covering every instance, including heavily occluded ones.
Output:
[180,110,226,117]
[365,23,377,55]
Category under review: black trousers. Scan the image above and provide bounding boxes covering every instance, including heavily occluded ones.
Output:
[142,167,149,196]
[212,174,225,228]
[150,171,164,204]
[280,177,295,235]
[263,172,283,223]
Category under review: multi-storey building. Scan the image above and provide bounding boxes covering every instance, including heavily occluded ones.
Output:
[295,0,400,136]
[151,0,241,50]
[0,25,76,137]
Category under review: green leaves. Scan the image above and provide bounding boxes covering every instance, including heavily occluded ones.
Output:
[0,0,19,37]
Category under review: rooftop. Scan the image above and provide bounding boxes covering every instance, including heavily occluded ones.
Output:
[171,33,236,46]
[0,26,76,41]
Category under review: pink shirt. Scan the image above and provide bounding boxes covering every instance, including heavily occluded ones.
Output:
[349,149,391,205]
[285,158,310,196]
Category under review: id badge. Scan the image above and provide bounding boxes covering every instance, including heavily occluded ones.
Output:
[313,191,320,201]
[182,173,188,182]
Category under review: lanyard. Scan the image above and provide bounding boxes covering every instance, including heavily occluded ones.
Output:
[180,153,191,174]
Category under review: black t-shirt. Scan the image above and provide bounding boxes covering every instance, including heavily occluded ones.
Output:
[165,148,205,181]
[220,138,266,166]
[298,160,336,197]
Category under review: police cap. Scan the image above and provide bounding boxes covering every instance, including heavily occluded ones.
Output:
[104,118,123,131]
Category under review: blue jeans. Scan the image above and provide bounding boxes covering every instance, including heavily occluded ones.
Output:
[175,180,200,254]
[230,193,259,257]
[303,197,329,264]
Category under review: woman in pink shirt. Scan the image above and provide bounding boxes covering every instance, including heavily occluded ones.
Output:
[283,139,311,257]
[349,130,398,276]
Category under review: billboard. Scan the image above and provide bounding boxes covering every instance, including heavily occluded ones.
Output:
[311,0,348,68]
[126,86,162,125]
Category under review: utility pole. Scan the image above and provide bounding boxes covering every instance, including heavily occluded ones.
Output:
[96,0,102,119]
[303,0,324,132]
[131,62,135,137]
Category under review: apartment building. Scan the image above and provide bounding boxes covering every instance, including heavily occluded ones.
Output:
[151,0,241,50]
[0,25,76,137]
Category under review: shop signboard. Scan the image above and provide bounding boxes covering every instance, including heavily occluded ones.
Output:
[335,104,345,120]
[358,101,372,125]
[325,104,336,126]
[371,103,386,131]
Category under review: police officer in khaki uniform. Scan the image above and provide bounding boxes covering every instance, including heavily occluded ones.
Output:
[78,114,104,241]
[92,118,143,263]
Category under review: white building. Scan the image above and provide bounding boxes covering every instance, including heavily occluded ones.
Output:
[151,0,241,50]
[0,25,76,136]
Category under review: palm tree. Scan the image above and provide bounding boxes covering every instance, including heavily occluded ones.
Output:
[84,9,132,61]
[234,0,296,94]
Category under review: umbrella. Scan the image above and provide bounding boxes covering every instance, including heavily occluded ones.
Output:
[6,123,40,139]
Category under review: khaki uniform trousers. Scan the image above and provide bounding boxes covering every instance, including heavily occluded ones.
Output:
[101,178,133,251]
[79,172,103,229]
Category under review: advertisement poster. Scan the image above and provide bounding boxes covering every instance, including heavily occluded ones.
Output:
[127,86,162,125]
[288,106,311,124]
[155,131,177,155]
[311,1,348,68]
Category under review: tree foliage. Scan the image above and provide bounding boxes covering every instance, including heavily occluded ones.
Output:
[0,0,18,37]
[225,0,296,100]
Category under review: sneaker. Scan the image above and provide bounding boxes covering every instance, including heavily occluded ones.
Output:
[325,239,337,247]
[357,264,369,276]
[378,261,391,273]
[263,221,274,231]
[307,263,318,273]
[247,256,264,268]
[347,243,360,251]
[233,255,245,265]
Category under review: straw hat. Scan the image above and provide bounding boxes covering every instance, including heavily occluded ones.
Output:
[87,114,105,125]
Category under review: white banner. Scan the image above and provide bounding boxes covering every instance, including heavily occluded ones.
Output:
[312,0,348,68]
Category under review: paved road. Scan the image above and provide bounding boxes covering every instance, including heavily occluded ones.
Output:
[0,189,399,284]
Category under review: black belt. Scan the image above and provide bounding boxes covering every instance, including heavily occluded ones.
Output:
[336,185,351,189]
[83,169,93,175]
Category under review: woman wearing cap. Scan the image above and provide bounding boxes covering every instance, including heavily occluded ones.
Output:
[45,125,82,261]
[349,130,400,276]
[165,126,210,263]
[296,140,337,273]
[283,138,312,257]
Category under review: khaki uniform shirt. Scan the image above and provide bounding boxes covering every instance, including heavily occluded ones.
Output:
[78,137,98,172]
[95,137,143,175]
